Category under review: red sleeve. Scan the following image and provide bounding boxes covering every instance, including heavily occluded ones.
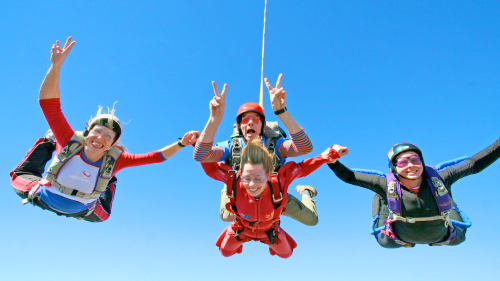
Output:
[112,151,165,174]
[280,154,327,185]
[201,162,229,183]
[39,98,75,149]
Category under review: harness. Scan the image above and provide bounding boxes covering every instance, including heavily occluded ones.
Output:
[225,168,286,245]
[228,121,286,172]
[24,131,122,203]
[372,166,471,247]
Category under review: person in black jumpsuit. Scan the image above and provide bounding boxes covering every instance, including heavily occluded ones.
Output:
[327,139,500,248]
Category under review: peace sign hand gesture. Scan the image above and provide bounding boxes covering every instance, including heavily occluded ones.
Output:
[50,37,76,68]
[209,81,227,121]
[265,73,286,112]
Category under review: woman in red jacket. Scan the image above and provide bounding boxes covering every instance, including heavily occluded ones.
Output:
[202,139,347,258]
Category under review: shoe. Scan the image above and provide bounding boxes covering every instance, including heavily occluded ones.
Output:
[44,129,55,143]
[295,185,317,197]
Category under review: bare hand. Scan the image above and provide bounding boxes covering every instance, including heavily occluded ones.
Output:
[265,73,286,112]
[180,131,200,146]
[50,37,76,68]
[321,144,349,164]
[209,81,227,120]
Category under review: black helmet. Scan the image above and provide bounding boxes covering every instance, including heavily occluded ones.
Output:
[387,142,424,174]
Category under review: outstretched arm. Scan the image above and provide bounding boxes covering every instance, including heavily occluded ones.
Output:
[265,74,313,157]
[39,37,76,100]
[160,130,200,160]
[193,82,227,162]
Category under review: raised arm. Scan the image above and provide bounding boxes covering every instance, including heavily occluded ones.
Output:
[39,37,76,100]
[193,82,227,162]
[265,74,313,157]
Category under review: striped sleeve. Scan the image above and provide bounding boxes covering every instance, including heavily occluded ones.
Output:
[289,129,313,153]
[193,141,224,162]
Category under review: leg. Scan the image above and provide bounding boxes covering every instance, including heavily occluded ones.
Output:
[83,177,118,223]
[10,138,55,198]
[268,229,293,258]
[282,185,318,226]
[372,194,404,249]
[220,185,235,222]
[219,224,244,257]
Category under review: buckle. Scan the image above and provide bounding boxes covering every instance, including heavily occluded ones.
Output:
[272,192,283,203]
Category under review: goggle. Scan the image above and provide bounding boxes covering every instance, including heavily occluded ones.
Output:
[241,173,267,184]
[240,115,262,125]
[89,125,116,142]
[394,155,422,168]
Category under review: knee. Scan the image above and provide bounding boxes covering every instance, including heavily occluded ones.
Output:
[220,210,235,222]
[376,235,403,249]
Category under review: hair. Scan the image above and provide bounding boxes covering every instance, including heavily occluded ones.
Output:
[239,138,273,174]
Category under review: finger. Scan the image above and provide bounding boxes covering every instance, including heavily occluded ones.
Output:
[63,36,72,49]
[264,78,273,91]
[275,73,283,88]
[212,81,220,97]
[220,84,227,99]
[63,41,76,54]
[56,40,60,48]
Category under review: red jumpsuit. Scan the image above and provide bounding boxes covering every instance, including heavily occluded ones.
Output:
[202,154,327,258]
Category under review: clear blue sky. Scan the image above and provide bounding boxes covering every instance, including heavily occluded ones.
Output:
[1,1,499,280]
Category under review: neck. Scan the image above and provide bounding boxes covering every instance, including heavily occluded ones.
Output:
[398,176,423,189]
[83,147,105,163]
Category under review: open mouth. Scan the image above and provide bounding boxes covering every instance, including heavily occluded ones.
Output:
[246,129,256,135]
[91,140,104,149]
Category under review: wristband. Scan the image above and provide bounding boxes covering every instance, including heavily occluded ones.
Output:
[328,147,340,160]
[177,140,186,148]
[274,107,287,115]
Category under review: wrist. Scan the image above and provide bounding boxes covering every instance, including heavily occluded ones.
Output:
[274,107,287,115]
[177,140,186,148]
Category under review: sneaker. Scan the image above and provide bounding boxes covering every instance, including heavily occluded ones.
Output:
[44,129,55,143]
[295,185,317,197]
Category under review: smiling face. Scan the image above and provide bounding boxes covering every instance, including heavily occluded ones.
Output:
[241,163,269,197]
[239,112,263,142]
[394,152,424,180]
[84,125,116,159]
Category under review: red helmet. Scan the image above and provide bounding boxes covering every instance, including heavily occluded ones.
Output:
[236,102,266,136]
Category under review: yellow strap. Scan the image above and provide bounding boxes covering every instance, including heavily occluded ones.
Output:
[259,0,267,110]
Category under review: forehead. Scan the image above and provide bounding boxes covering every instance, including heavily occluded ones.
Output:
[241,112,262,120]
[242,163,265,174]
[396,152,419,159]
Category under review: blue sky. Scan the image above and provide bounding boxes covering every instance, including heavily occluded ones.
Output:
[1,1,499,280]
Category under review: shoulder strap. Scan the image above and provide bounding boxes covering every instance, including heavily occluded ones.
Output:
[424,166,452,214]
[228,137,242,170]
[385,172,402,215]
[225,170,239,215]
[268,173,283,209]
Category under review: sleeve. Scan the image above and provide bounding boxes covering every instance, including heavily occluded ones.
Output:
[39,98,74,145]
[280,154,327,184]
[193,140,225,162]
[112,151,164,174]
[278,128,313,158]
[438,138,500,188]
[327,161,387,196]
[201,162,229,183]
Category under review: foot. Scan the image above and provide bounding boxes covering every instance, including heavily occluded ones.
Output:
[295,185,317,197]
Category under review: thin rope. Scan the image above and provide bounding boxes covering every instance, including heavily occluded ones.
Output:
[259,0,267,110]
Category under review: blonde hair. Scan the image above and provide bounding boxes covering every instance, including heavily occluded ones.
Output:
[239,138,273,174]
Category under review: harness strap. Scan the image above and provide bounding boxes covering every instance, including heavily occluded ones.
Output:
[230,138,242,170]
[268,173,283,209]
